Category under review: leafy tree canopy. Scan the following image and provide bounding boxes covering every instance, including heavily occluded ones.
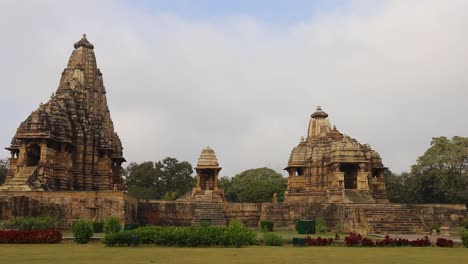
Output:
[222,167,286,203]
[124,157,195,200]
[0,158,8,185]
[385,136,468,204]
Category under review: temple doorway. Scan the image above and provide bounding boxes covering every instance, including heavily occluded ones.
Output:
[340,163,358,189]
[26,144,41,166]
[200,170,215,190]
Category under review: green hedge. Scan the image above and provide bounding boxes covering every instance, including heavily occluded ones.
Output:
[460,228,468,248]
[104,220,257,247]
[2,216,57,231]
[263,232,283,246]
[104,216,121,235]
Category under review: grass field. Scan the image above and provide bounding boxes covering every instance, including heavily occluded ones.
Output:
[0,244,466,264]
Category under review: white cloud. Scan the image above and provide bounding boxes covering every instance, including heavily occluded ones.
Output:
[0,0,467,176]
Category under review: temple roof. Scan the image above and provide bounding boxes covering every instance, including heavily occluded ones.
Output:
[196,147,221,169]
[73,34,94,49]
[287,107,383,169]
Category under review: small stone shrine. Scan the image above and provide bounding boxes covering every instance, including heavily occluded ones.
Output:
[178,147,225,202]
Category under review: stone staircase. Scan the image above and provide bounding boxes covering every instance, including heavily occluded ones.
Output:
[362,205,426,234]
[371,190,390,203]
[343,190,376,203]
[0,166,37,191]
[191,202,227,226]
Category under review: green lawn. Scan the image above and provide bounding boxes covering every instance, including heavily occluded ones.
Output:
[0,244,466,264]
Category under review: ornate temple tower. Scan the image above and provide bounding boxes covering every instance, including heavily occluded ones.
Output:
[1,35,125,191]
[178,147,225,202]
[285,106,388,203]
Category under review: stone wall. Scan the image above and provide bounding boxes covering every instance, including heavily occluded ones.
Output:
[0,191,138,226]
[0,191,466,234]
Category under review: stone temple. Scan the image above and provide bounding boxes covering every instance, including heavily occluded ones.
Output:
[0,36,465,235]
[285,106,388,203]
[0,35,125,192]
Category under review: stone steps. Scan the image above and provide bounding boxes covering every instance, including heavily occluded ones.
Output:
[0,166,37,191]
[192,203,226,226]
[361,205,426,234]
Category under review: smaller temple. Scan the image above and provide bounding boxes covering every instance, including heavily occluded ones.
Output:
[178,147,225,202]
[285,106,388,203]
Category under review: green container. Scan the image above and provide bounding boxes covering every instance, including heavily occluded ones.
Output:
[293,238,306,246]
[260,220,274,232]
[297,220,316,234]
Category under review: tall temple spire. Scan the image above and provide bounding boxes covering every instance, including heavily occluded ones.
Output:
[307,105,332,138]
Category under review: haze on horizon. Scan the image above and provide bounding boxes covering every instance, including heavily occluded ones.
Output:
[0,0,467,177]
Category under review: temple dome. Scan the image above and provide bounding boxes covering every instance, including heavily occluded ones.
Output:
[73,34,94,49]
[196,147,220,169]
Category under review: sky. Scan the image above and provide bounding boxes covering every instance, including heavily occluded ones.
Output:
[0,0,467,177]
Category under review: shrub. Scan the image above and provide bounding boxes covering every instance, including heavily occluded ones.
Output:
[361,237,375,247]
[428,222,440,233]
[93,222,104,233]
[263,232,283,246]
[109,222,258,247]
[224,220,257,247]
[409,236,431,247]
[305,236,334,246]
[315,216,327,234]
[199,219,211,227]
[345,233,363,246]
[436,237,453,247]
[335,223,344,238]
[462,220,468,230]
[376,235,410,247]
[0,230,62,243]
[260,220,274,232]
[459,228,468,248]
[4,216,57,231]
[103,216,121,235]
[72,220,94,244]
[103,231,141,246]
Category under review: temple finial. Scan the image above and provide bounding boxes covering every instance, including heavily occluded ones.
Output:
[317,105,322,111]
[83,33,86,38]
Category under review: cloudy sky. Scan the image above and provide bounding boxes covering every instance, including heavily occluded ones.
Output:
[0,0,467,176]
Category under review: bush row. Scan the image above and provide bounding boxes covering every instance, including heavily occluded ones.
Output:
[345,233,435,247]
[1,216,57,231]
[0,230,62,243]
[104,221,257,247]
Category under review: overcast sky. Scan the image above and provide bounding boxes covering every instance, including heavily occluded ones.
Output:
[0,0,467,177]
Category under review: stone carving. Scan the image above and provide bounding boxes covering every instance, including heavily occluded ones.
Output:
[1,35,125,191]
[285,106,388,203]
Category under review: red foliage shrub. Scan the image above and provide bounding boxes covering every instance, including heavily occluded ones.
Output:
[376,235,410,247]
[361,237,375,247]
[0,230,62,244]
[410,236,431,247]
[305,236,334,246]
[344,233,363,246]
[436,238,453,247]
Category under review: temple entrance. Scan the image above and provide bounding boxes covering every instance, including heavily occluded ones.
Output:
[340,163,358,189]
[25,144,41,166]
[200,170,215,190]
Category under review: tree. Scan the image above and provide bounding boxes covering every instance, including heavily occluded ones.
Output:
[384,170,413,203]
[124,157,195,200]
[407,136,468,203]
[0,158,8,185]
[227,167,287,203]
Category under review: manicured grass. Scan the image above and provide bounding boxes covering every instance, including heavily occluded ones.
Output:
[0,244,466,264]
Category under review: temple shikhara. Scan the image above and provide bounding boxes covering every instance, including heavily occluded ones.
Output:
[285,106,388,203]
[0,35,125,191]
